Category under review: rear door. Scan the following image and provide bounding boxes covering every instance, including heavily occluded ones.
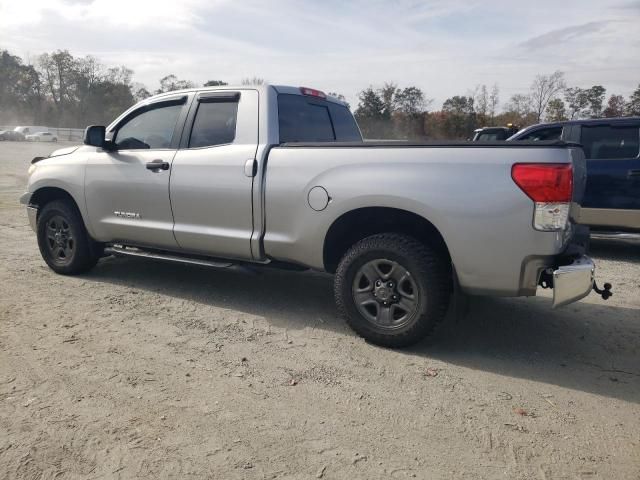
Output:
[577,122,640,229]
[169,90,258,259]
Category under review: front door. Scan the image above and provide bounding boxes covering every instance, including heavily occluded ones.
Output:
[85,96,189,248]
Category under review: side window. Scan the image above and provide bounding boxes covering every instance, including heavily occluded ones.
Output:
[114,103,183,150]
[189,100,238,148]
[477,133,500,141]
[517,127,562,141]
[580,125,640,159]
[278,94,335,142]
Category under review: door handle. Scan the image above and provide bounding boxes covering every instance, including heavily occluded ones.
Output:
[146,160,170,171]
[628,169,640,178]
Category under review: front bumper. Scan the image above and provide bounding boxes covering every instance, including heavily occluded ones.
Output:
[19,192,37,232]
[551,255,595,308]
[26,206,38,232]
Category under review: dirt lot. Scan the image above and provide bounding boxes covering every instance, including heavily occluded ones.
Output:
[0,141,639,479]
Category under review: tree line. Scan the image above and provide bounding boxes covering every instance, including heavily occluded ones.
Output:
[1,48,639,139]
[354,72,640,139]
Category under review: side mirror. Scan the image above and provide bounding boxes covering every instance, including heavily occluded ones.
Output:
[83,125,106,147]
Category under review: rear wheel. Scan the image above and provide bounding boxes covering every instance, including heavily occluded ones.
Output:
[334,233,450,348]
[36,200,100,274]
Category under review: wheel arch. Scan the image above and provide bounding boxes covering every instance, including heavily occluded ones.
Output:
[323,207,451,274]
[30,187,81,219]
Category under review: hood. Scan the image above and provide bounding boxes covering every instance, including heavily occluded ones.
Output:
[49,145,81,157]
[31,145,81,164]
[32,145,81,164]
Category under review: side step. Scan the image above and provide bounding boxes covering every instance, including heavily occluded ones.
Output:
[591,231,640,242]
[104,245,234,269]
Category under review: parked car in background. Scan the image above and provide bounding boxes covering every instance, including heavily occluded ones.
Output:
[0,130,26,141]
[25,132,58,142]
[509,117,640,237]
[14,126,48,136]
[472,124,520,141]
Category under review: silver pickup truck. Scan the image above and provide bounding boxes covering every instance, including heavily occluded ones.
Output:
[20,85,606,347]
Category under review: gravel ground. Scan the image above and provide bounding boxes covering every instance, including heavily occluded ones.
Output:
[0,141,639,479]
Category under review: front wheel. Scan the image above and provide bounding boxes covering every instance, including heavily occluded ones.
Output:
[36,200,100,274]
[334,233,451,348]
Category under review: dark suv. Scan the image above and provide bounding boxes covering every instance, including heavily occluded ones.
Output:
[510,117,640,237]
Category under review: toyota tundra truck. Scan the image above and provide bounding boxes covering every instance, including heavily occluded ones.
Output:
[19,85,608,347]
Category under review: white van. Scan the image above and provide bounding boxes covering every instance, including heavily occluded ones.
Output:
[14,126,49,135]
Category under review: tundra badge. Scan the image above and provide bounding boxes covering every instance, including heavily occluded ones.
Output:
[114,211,141,219]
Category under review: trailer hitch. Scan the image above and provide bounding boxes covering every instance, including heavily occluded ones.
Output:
[592,282,613,300]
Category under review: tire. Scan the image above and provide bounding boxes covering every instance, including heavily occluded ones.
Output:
[36,200,100,274]
[334,233,451,348]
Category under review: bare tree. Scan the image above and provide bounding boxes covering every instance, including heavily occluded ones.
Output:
[530,71,566,122]
[241,77,265,86]
[488,84,499,121]
[473,84,488,119]
[505,93,532,117]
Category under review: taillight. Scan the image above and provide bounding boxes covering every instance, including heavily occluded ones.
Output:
[300,87,327,99]
[512,163,573,231]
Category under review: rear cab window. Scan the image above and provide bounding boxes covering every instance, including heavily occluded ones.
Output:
[277,94,361,143]
[580,124,640,159]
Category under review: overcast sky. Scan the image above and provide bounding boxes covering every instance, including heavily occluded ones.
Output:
[1,0,639,109]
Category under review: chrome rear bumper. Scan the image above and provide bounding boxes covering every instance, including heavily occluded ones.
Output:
[552,255,595,308]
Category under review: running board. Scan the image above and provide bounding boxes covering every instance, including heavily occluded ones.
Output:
[591,231,640,242]
[104,245,234,269]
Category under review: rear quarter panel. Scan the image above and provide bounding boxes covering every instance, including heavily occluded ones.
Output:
[263,145,580,296]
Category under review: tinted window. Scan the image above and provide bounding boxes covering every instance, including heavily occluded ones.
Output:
[189,100,238,148]
[115,103,182,149]
[517,127,562,141]
[476,133,501,141]
[279,94,333,142]
[580,125,640,159]
[278,94,362,143]
[328,103,362,141]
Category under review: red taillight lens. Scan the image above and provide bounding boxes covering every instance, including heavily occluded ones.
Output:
[511,163,573,202]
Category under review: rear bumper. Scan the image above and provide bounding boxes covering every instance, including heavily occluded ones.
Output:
[551,255,595,308]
